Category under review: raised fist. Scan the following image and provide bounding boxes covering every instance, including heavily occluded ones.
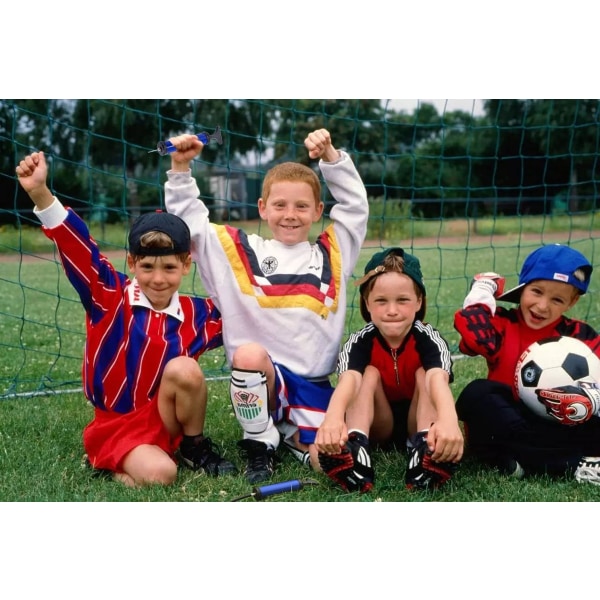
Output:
[536,380,600,425]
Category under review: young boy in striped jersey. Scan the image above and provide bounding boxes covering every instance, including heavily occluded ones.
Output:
[16,150,235,487]
[164,129,369,484]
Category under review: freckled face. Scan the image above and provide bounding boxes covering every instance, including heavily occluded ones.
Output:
[365,272,422,346]
[127,254,191,311]
[258,181,323,245]
[519,279,579,329]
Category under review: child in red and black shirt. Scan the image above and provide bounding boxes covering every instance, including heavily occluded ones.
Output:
[317,247,463,492]
[454,244,600,484]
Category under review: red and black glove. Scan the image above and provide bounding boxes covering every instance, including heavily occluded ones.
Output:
[470,272,506,298]
[536,380,600,426]
[463,272,506,311]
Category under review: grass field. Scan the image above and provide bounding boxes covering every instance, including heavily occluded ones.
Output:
[2,218,600,502]
[3,376,600,502]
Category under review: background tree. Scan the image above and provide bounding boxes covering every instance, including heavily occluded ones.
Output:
[3,99,599,225]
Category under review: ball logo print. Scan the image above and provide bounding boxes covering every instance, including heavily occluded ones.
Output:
[522,365,539,385]
[515,336,600,423]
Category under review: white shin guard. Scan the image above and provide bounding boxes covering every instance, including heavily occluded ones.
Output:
[230,369,269,433]
[230,369,280,448]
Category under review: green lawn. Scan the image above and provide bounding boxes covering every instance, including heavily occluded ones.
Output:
[2,220,600,501]
[2,368,600,502]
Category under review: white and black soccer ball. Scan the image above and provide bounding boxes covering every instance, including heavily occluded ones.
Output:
[515,336,600,420]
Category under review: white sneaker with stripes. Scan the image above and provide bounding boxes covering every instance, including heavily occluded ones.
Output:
[574,457,600,485]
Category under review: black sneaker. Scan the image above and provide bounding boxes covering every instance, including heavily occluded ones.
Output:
[237,439,275,484]
[318,431,374,493]
[178,437,237,476]
[405,431,457,490]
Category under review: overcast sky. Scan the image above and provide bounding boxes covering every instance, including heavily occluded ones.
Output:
[385,99,484,116]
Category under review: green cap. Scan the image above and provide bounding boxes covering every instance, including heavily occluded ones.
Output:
[357,247,426,322]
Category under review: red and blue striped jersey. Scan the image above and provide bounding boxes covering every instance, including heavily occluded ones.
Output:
[42,207,223,413]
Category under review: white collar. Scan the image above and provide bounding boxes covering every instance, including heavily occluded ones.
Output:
[127,279,185,322]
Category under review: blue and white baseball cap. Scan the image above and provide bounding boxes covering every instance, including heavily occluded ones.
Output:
[498,244,593,303]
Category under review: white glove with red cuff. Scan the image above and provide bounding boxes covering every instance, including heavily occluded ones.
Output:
[536,380,600,426]
[463,272,506,313]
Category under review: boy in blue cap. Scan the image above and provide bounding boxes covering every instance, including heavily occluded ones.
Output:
[454,243,600,484]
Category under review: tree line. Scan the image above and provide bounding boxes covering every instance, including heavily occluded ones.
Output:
[1,99,598,225]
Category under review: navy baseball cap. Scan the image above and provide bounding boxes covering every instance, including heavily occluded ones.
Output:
[498,244,592,303]
[356,247,427,321]
[128,210,191,256]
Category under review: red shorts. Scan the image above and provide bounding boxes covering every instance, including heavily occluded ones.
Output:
[83,399,182,472]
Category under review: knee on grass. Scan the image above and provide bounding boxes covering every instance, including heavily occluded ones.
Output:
[121,446,179,486]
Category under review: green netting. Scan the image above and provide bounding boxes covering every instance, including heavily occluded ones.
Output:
[2,99,600,398]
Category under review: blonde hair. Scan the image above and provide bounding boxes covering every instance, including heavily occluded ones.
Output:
[130,231,189,264]
[261,162,321,206]
[573,268,587,289]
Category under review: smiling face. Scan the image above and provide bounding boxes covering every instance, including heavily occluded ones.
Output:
[258,180,324,245]
[518,279,580,329]
[127,253,192,311]
[364,271,423,347]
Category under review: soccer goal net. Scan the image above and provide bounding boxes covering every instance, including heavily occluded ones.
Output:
[2,99,599,398]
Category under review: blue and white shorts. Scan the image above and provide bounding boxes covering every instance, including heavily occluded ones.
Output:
[272,362,334,445]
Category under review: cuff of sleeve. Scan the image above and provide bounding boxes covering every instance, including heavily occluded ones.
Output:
[166,168,192,181]
[320,150,347,167]
[463,283,497,315]
[33,197,68,229]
